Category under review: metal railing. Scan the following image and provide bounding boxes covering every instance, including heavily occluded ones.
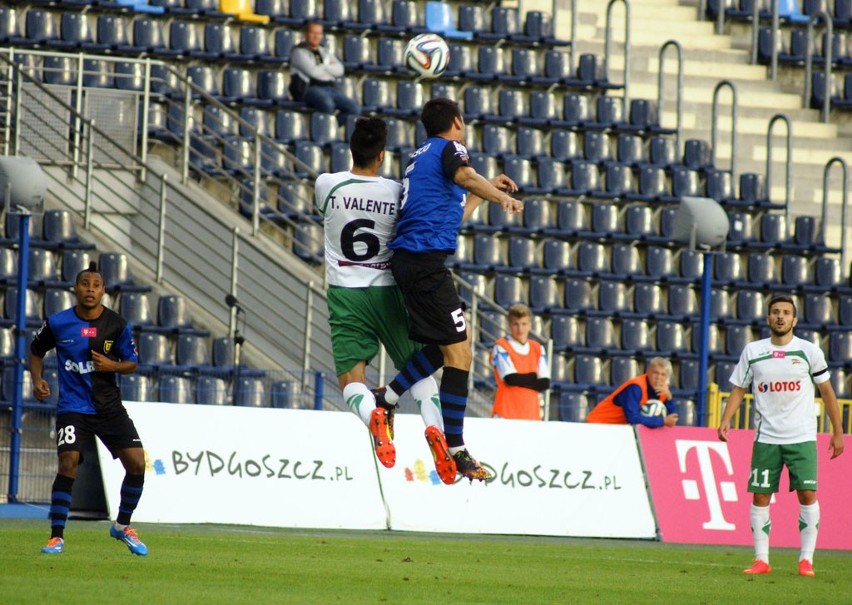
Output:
[821,157,849,272]
[603,0,631,117]
[711,80,738,177]
[657,40,684,154]
[765,113,792,234]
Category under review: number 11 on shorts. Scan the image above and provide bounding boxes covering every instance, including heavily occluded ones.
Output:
[750,467,771,488]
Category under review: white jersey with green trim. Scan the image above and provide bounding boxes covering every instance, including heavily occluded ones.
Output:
[314,171,401,288]
[729,335,830,444]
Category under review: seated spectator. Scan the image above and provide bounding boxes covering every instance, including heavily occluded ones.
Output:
[586,357,679,428]
[289,21,360,125]
[491,304,551,420]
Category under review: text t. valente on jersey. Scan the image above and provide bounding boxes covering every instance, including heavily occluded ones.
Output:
[729,335,830,444]
[314,171,402,288]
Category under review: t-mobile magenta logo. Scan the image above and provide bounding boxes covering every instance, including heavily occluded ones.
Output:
[675,440,738,531]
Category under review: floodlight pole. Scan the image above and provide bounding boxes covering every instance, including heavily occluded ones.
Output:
[7,196,30,503]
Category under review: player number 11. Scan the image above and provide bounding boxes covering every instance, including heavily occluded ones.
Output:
[749,468,771,488]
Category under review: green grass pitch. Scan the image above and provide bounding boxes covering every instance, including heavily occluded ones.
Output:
[2,519,850,604]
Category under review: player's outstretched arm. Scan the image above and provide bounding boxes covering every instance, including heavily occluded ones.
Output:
[717,386,746,442]
[455,167,522,214]
[816,380,845,459]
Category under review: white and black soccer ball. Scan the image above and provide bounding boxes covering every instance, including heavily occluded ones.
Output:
[640,399,667,417]
[404,33,450,79]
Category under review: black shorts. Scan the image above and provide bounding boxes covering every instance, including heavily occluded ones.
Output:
[391,250,468,346]
[56,408,143,460]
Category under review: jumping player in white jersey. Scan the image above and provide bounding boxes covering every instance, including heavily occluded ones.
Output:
[718,295,844,576]
[314,116,455,484]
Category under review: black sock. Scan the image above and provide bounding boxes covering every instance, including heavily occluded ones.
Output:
[440,367,469,449]
[49,474,74,539]
[116,473,144,526]
[389,344,444,396]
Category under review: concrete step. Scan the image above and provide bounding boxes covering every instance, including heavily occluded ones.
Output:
[630,81,804,111]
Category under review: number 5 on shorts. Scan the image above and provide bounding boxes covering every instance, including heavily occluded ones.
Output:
[452,308,466,333]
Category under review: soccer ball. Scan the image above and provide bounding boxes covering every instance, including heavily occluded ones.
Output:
[404,33,450,79]
[641,399,667,417]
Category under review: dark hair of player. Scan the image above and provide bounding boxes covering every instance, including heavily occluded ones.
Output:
[421,98,462,138]
[767,294,797,317]
[350,117,387,168]
[75,261,102,285]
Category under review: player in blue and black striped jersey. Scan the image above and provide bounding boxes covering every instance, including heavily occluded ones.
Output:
[31,262,148,556]
[383,98,523,482]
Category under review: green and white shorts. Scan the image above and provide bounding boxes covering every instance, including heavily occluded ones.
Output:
[326,285,420,376]
[748,441,818,494]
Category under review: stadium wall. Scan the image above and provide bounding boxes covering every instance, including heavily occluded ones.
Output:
[96,404,852,548]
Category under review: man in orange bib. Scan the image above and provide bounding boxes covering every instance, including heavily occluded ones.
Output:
[586,357,679,428]
[491,304,550,420]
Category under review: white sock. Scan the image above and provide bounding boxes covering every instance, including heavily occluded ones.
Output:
[799,501,820,563]
[343,382,375,426]
[410,376,443,429]
[384,384,401,405]
[750,504,771,563]
[113,521,127,531]
[448,446,464,455]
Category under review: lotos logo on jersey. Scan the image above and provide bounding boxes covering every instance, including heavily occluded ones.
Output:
[757,381,802,393]
[81,327,97,337]
[65,359,95,374]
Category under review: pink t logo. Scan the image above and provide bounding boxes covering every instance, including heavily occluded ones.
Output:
[676,440,739,531]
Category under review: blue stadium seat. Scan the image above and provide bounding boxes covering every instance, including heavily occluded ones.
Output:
[725,325,752,356]
[309,112,340,146]
[727,211,753,244]
[551,130,581,161]
[598,281,630,316]
[443,42,474,78]
[488,202,521,232]
[679,250,704,280]
[612,244,641,277]
[157,295,194,332]
[648,136,677,167]
[550,200,587,235]
[272,28,295,62]
[477,5,519,41]
[656,319,688,354]
[625,206,654,239]
[542,240,572,274]
[601,163,634,199]
[594,96,625,130]
[532,50,571,86]
[168,20,200,57]
[583,132,613,164]
[507,237,536,271]
[275,110,308,143]
[736,291,764,323]
[292,222,324,264]
[714,252,744,284]
[494,275,526,307]
[564,278,594,312]
[471,46,504,82]
[196,376,228,405]
[529,275,560,312]
[668,285,698,318]
[621,320,651,355]
[52,11,94,50]
[175,333,212,369]
[374,38,406,75]
[238,25,271,61]
[27,249,58,287]
[519,198,553,233]
[471,234,503,271]
[0,7,20,44]
[157,376,193,404]
[221,67,256,105]
[714,360,736,390]
[591,204,619,235]
[683,139,712,169]
[711,288,733,320]
[119,374,153,403]
[679,359,701,391]
[294,140,327,176]
[577,242,608,275]
[739,173,769,206]
[502,155,538,194]
[560,160,601,197]
[617,134,645,166]
[395,81,424,117]
[646,247,675,280]
[556,391,589,422]
[659,208,678,240]
[585,318,617,351]
[627,166,668,202]
[747,252,776,286]
[118,292,155,329]
[706,169,735,203]
[497,90,525,124]
[42,56,76,86]
[463,86,494,122]
[612,357,641,386]
[517,127,546,159]
[804,293,833,326]
[25,9,56,46]
[634,284,664,317]
[380,0,420,34]
[136,333,173,370]
[794,216,818,248]
[270,379,295,408]
[520,91,558,127]
[343,35,373,70]
[814,257,842,288]
[782,255,810,285]
[559,94,592,128]
[42,289,73,318]
[551,316,581,351]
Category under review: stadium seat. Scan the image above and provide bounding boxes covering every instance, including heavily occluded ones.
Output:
[494,275,526,307]
[598,281,630,317]
[553,200,587,235]
[706,170,735,203]
[727,211,753,244]
[634,284,664,317]
[136,333,173,369]
[561,160,601,197]
[574,354,605,385]
[617,134,645,166]
[782,255,810,285]
[760,214,788,245]
[120,374,154,403]
[157,376,193,404]
[118,292,155,329]
[542,240,572,273]
[551,315,582,351]
[656,319,688,354]
[556,390,590,422]
[668,285,698,318]
[507,237,536,271]
[610,357,640,387]
[671,167,703,200]
[611,244,641,278]
[714,252,744,284]
[711,288,733,320]
[594,96,625,130]
[804,293,833,326]
[27,249,58,287]
[564,278,594,312]
[42,289,73,319]
[529,275,560,312]
[551,130,581,162]
[577,242,608,275]
[293,222,324,264]
[220,0,271,23]
[59,250,90,285]
[648,136,677,167]
[814,257,842,288]
[736,291,764,323]
[583,132,613,164]
[625,206,654,239]
[679,250,704,281]
[683,139,711,169]
[646,247,675,280]
[621,320,651,355]
[196,376,228,405]
[747,253,776,286]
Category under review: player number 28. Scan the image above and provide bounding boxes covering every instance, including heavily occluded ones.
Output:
[57,425,77,447]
